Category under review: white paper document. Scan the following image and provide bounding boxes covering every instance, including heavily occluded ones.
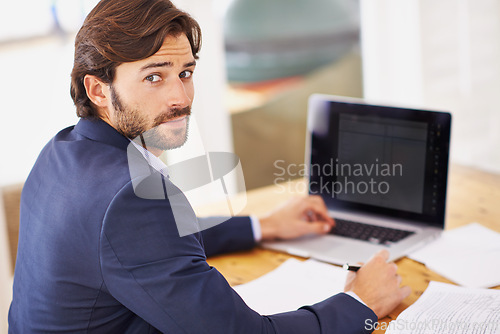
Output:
[233,258,347,315]
[385,281,500,334]
[409,223,500,288]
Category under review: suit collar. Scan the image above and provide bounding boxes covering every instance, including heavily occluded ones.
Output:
[74,117,130,151]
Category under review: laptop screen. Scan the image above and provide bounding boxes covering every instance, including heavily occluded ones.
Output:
[307,95,451,227]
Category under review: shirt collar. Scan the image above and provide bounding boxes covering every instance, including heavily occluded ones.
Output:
[129,139,169,177]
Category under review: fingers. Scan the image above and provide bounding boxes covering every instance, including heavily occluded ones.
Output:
[305,213,335,230]
[389,262,398,275]
[346,249,411,318]
[371,248,390,262]
[400,285,411,300]
[260,195,335,240]
[300,196,334,225]
[369,251,399,281]
[300,221,332,234]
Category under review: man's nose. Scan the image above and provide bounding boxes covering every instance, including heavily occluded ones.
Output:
[165,78,191,109]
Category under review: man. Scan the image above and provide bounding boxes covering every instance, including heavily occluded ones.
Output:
[9,0,410,333]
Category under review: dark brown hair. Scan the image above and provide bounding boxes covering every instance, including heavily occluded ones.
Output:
[70,0,202,118]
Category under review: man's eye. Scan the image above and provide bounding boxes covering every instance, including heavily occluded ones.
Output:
[180,71,193,79]
[145,74,161,82]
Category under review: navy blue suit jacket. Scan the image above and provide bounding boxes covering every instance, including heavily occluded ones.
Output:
[9,118,376,333]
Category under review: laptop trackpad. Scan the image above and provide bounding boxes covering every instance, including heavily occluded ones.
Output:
[297,235,385,265]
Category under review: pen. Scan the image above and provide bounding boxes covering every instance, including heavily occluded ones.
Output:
[343,263,361,272]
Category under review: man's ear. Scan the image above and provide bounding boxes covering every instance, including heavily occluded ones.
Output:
[83,75,110,109]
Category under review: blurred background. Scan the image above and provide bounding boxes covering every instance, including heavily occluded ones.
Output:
[1,0,500,332]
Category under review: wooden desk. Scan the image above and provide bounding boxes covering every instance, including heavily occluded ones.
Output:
[205,164,500,333]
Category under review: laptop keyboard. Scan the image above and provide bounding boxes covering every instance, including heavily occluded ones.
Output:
[329,218,415,245]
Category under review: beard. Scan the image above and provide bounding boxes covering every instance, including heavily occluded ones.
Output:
[110,85,191,151]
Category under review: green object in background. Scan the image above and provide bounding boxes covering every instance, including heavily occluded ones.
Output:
[224,0,360,83]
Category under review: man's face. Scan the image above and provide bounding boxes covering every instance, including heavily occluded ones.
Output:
[107,34,196,151]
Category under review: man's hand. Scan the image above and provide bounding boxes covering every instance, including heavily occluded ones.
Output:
[344,249,411,319]
[259,196,335,241]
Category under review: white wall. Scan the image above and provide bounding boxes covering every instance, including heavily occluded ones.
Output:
[0,1,100,187]
[361,0,500,174]
[0,199,11,334]
[0,37,79,187]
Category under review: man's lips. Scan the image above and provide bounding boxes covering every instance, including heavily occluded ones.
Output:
[165,115,187,123]
[157,115,188,129]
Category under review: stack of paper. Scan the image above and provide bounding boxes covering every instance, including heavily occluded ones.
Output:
[386,281,500,334]
[233,258,348,315]
[409,223,500,288]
